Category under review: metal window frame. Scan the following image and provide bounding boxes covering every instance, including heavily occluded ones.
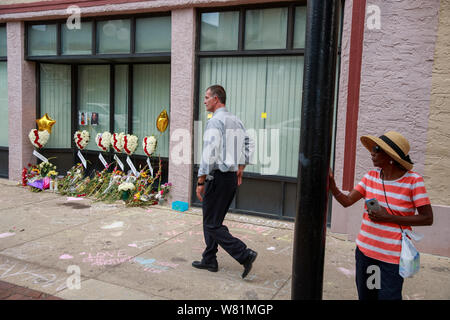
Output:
[25,12,172,61]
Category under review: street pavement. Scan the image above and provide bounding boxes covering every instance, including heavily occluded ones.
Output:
[0,178,448,300]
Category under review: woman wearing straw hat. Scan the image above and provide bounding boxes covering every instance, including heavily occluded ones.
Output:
[329,131,433,300]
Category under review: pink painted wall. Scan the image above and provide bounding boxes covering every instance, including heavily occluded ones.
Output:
[7,21,36,181]
[167,8,196,205]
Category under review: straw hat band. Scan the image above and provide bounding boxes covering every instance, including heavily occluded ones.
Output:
[379,135,413,165]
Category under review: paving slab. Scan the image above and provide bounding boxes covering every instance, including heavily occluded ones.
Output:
[0,180,449,300]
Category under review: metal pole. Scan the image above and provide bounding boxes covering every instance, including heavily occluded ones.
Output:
[291,0,340,300]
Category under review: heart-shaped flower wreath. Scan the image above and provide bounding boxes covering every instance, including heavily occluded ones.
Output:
[74,130,90,150]
[142,135,158,157]
[122,134,138,156]
[95,131,112,152]
[28,129,50,149]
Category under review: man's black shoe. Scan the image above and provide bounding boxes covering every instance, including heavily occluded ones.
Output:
[242,249,258,279]
[192,260,218,272]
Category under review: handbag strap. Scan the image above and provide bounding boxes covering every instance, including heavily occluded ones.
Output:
[380,169,403,232]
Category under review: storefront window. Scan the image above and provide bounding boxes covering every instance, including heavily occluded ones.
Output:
[245,8,288,50]
[135,16,171,53]
[132,64,170,157]
[293,6,307,48]
[97,19,131,54]
[27,24,57,56]
[39,64,71,148]
[62,21,93,55]
[200,11,239,51]
[0,26,6,57]
[114,65,129,133]
[0,62,7,147]
[78,65,110,150]
[198,56,304,177]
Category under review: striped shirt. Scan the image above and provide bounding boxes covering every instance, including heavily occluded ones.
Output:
[354,169,431,264]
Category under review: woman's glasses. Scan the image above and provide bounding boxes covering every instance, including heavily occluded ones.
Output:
[372,145,382,153]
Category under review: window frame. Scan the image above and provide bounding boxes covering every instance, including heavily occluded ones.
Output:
[25,12,172,62]
[0,23,7,60]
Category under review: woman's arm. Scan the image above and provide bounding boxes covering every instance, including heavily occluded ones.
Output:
[329,170,364,207]
[368,204,433,226]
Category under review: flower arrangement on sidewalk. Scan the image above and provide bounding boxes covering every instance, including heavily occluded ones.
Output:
[122,134,139,156]
[74,130,90,150]
[95,131,112,152]
[28,129,50,149]
[112,132,125,153]
[22,160,59,192]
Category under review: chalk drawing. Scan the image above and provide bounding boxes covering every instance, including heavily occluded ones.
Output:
[0,258,68,291]
[337,267,355,278]
[59,254,74,260]
[127,238,157,249]
[1,242,54,260]
[101,221,124,229]
[134,257,179,274]
[0,232,15,239]
[81,249,134,266]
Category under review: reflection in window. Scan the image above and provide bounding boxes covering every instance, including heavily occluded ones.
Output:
[132,64,170,157]
[62,21,93,55]
[78,65,110,151]
[40,64,71,148]
[135,16,171,53]
[200,11,239,51]
[28,24,57,56]
[245,8,288,50]
[97,20,131,54]
[0,62,7,147]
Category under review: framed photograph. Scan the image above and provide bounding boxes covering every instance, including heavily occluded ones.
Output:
[79,111,87,126]
[91,112,99,126]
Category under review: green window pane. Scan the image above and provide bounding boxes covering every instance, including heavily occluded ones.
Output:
[132,64,170,157]
[28,24,57,56]
[200,11,239,51]
[198,56,304,177]
[293,6,307,48]
[62,21,92,55]
[78,65,110,151]
[114,65,128,133]
[135,16,171,53]
[0,26,6,57]
[245,8,288,50]
[97,20,130,54]
[0,62,8,147]
[39,64,71,148]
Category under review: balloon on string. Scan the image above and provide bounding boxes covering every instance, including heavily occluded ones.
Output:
[36,113,56,133]
[156,109,169,133]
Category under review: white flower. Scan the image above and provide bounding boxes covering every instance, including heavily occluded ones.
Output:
[29,129,50,149]
[142,135,158,156]
[112,132,125,153]
[74,130,90,150]
[118,182,135,192]
[96,131,112,152]
[122,134,138,155]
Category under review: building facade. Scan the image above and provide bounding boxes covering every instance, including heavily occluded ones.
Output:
[0,0,448,257]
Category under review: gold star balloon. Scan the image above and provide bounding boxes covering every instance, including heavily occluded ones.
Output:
[36,113,56,134]
[156,109,169,133]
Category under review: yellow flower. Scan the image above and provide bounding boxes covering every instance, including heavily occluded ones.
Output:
[134,192,140,200]
[140,172,148,178]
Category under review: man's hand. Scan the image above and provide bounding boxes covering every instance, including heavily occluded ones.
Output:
[237,166,245,186]
[196,185,205,202]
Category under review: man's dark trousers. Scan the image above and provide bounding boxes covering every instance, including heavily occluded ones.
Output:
[202,170,248,265]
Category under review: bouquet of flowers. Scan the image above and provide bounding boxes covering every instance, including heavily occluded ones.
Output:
[23,161,58,192]
[74,130,90,150]
[122,134,138,156]
[29,129,50,148]
[57,163,85,195]
[142,135,158,157]
[112,132,125,153]
[95,131,112,152]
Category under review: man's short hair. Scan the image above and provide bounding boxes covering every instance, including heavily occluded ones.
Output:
[207,85,226,105]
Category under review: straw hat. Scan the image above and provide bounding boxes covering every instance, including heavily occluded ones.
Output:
[360,131,414,171]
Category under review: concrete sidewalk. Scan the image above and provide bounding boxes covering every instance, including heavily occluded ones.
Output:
[0,179,448,300]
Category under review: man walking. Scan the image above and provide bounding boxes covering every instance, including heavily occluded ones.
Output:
[193,85,257,279]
